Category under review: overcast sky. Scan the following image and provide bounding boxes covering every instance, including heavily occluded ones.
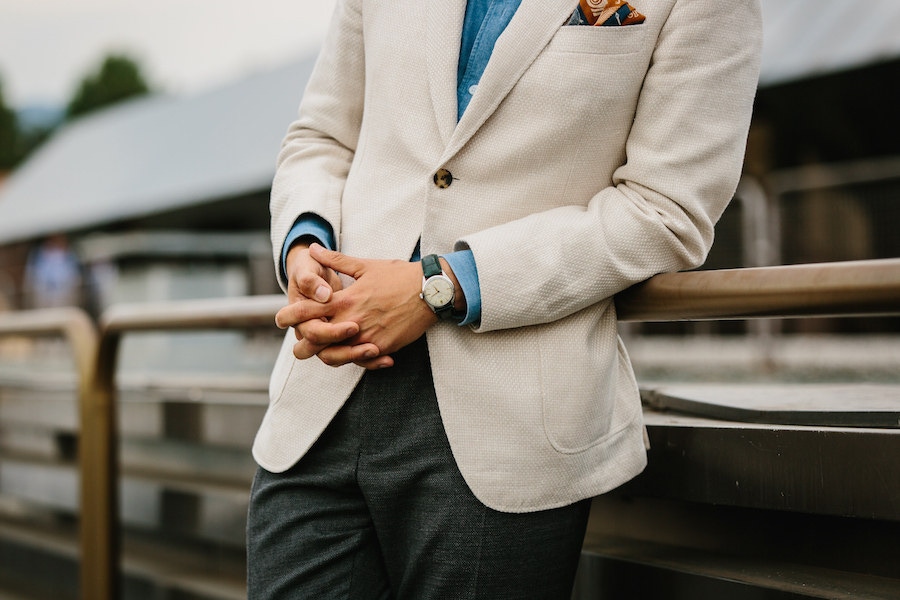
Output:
[0,0,337,108]
[4,1,900,108]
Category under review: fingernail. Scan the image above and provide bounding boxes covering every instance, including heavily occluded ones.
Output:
[364,348,378,358]
[314,285,330,302]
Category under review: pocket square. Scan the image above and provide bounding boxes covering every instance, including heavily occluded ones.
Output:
[568,0,646,26]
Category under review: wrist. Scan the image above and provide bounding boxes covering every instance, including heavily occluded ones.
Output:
[438,257,467,314]
[420,255,465,322]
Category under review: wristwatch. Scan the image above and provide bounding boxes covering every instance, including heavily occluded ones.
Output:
[420,254,456,320]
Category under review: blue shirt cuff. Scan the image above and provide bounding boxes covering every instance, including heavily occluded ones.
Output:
[280,214,336,284]
[442,250,481,326]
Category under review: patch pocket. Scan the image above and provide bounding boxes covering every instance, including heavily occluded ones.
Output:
[548,23,646,55]
[538,307,621,453]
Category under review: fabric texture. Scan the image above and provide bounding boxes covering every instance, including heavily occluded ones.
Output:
[256,0,763,512]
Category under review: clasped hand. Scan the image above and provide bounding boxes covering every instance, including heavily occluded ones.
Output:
[275,243,438,370]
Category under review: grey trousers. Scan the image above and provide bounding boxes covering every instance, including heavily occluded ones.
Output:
[247,337,591,600]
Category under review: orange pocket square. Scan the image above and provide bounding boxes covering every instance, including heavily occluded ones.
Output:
[569,0,646,26]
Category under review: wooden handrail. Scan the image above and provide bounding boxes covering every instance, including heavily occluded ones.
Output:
[99,294,286,333]
[616,258,900,322]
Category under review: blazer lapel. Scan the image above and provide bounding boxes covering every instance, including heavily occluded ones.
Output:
[443,0,578,159]
[425,0,468,146]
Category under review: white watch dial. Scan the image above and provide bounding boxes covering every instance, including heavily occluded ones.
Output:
[423,277,454,308]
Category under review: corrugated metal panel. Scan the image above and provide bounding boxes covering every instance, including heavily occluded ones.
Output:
[0,56,317,244]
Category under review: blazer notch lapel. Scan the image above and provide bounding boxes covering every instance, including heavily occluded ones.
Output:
[446,0,578,156]
[425,0,467,146]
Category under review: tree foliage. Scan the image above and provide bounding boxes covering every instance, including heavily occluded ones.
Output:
[66,54,151,120]
[0,55,153,170]
[0,78,21,170]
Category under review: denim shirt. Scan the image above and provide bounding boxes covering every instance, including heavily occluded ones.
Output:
[282,0,521,325]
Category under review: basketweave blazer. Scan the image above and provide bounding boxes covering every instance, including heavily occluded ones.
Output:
[254,0,762,512]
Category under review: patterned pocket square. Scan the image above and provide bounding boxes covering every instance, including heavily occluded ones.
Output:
[568,0,646,26]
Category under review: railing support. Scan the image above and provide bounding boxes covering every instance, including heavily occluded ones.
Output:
[91,294,286,598]
[85,331,121,600]
[0,308,106,600]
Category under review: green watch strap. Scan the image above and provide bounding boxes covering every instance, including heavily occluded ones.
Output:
[420,254,459,321]
[421,254,443,278]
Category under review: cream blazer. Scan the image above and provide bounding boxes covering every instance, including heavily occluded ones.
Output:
[254,0,762,512]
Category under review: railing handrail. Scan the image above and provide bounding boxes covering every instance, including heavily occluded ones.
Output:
[91,258,900,331]
[2,257,900,599]
[0,307,98,380]
[99,294,287,333]
[616,258,900,322]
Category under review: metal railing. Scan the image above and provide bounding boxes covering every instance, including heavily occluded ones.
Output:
[1,258,900,599]
[92,294,285,600]
[616,258,900,321]
[0,308,100,599]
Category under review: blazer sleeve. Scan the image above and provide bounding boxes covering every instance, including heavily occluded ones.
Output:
[460,0,763,332]
[269,0,365,291]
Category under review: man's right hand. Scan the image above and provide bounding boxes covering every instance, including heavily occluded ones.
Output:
[278,242,381,365]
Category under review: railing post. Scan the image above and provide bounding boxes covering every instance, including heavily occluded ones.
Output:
[0,308,109,600]
[82,329,121,600]
[735,175,780,368]
[89,294,286,598]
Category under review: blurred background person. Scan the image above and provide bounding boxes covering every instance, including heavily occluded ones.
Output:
[23,233,83,309]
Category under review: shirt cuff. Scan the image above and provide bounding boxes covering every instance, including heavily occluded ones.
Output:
[280,214,336,285]
[441,250,481,326]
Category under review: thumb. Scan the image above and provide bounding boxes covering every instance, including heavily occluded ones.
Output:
[309,243,365,279]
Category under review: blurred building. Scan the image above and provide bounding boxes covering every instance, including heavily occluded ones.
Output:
[0,55,318,316]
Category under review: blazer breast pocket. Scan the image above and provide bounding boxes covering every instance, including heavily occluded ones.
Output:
[547,23,647,55]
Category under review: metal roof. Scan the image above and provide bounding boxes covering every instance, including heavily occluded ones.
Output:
[759,0,900,86]
[0,55,317,244]
[1,1,899,245]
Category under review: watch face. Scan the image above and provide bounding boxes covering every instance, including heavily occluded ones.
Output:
[423,276,454,308]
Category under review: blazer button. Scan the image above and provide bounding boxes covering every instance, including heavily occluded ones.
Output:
[433,168,453,188]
